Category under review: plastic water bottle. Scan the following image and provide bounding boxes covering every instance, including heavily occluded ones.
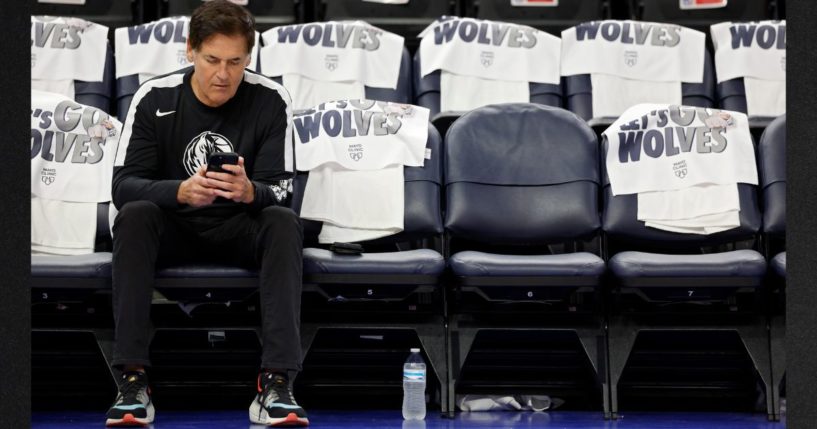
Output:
[402,348,427,420]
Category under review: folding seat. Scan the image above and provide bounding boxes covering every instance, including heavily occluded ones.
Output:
[711,20,786,139]
[413,17,563,138]
[601,105,775,419]
[114,16,263,122]
[758,114,786,420]
[463,0,611,37]
[161,0,305,33]
[31,91,122,387]
[31,15,115,113]
[289,123,449,411]
[562,20,715,135]
[630,0,775,34]
[259,21,412,109]
[444,103,608,415]
[316,0,458,52]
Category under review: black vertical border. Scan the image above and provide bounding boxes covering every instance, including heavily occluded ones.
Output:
[787,1,817,428]
[0,1,31,428]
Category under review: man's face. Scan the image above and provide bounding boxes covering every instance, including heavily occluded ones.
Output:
[187,33,251,107]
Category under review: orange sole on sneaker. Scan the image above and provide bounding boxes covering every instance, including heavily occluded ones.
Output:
[269,412,309,427]
[105,413,151,427]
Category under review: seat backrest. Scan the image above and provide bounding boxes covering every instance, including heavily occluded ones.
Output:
[413,50,563,118]
[758,114,785,239]
[634,0,773,34]
[601,130,761,250]
[318,0,457,51]
[444,103,600,246]
[564,46,715,122]
[163,0,302,32]
[291,123,443,245]
[74,43,115,114]
[466,0,610,37]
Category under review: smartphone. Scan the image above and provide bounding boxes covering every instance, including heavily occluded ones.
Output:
[206,152,239,174]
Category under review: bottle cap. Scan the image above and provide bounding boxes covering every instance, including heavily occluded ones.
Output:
[410,348,420,353]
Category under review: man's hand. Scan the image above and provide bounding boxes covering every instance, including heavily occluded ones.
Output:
[177,165,217,207]
[205,156,255,203]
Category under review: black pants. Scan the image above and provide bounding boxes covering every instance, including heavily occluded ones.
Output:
[110,200,304,372]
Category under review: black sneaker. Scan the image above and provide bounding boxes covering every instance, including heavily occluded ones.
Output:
[249,372,309,426]
[105,371,155,427]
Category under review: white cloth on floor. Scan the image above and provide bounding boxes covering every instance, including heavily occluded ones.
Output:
[456,394,556,412]
[710,21,786,117]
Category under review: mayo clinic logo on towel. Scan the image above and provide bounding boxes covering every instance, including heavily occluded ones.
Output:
[182,132,234,176]
[325,54,339,71]
[41,168,57,186]
[480,51,494,67]
[672,160,688,179]
[624,50,638,67]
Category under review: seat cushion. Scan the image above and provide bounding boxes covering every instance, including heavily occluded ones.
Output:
[609,249,767,279]
[303,248,444,276]
[449,251,605,278]
[771,252,786,277]
[31,252,112,278]
[156,265,258,278]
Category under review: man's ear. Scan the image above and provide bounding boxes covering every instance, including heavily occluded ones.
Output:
[245,54,252,67]
[186,40,194,63]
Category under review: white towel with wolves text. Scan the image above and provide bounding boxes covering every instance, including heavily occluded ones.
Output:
[261,21,404,89]
[603,103,757,234]
[295,100,429,243]
[711,20,786,117]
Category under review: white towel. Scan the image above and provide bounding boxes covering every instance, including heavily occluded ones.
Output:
[301,165,405,243]
[282,73,365,110]
[711,21,786,117]
[115,17,261,79]
[295,100,429,243]
[418,17,560,84]
[561,20,705,83]
[31,195,97,256]
[31,79,75,100]
[590,74,681,119]
[603,103,757,235]
[638,184,740,234]
[439,72,530,112]
[261,21,404,89]
[31,16,108,83]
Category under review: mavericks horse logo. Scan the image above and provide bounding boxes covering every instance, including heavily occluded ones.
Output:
[182,131,234,176]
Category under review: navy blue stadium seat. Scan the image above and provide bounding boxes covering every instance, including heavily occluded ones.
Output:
[290,123,449,411]
[600,129,777,419]
[463,0,611,37]
[564,48,715,131]
[444,103,608,416]
[630,0,774,34]
[758,113,786,420]
[162,0,304,32]
[413,51,563,140]
[317,0,457,52]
